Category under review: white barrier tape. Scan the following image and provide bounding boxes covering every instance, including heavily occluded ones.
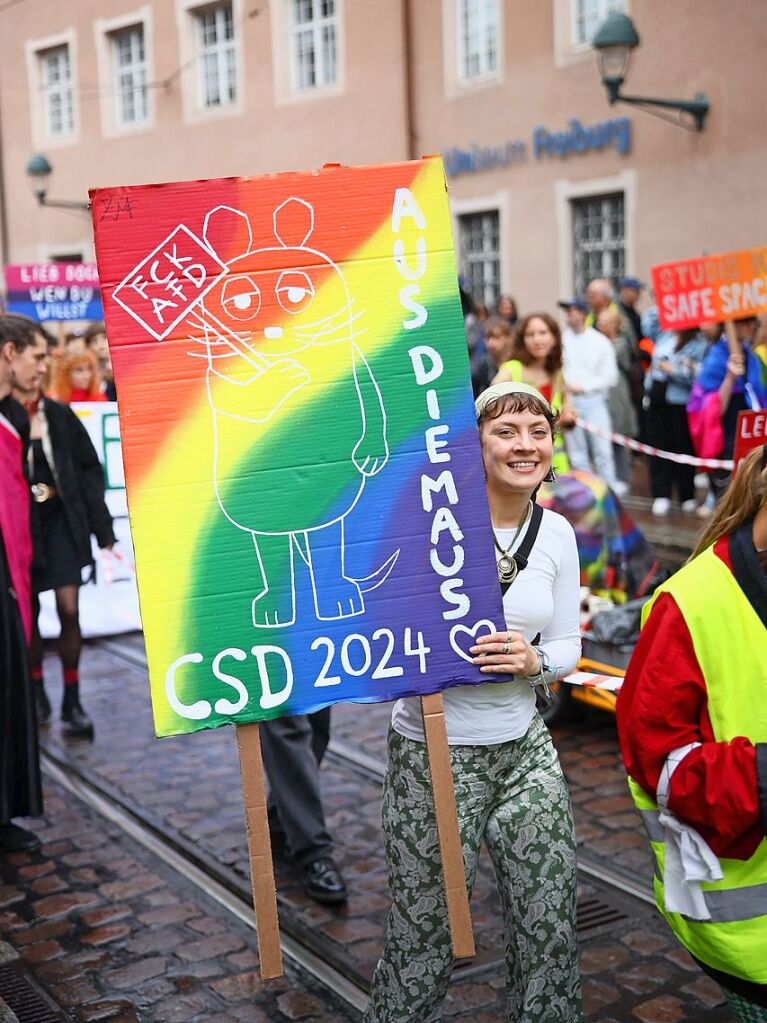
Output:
[563,670,623,693]
[577,419,734,471]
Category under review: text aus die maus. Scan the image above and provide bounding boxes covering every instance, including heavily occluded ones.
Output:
[165,187,472,723]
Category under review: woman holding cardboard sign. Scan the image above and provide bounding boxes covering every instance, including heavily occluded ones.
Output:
[365,382,582,1023]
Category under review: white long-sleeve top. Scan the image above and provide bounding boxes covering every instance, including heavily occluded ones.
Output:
[562,326,619,397]
[391,507,581,745]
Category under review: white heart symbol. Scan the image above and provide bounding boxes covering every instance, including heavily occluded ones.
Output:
[449,620,497,664]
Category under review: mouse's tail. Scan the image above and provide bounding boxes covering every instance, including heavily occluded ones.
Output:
[351,549,400,593]
[292,534,399,593]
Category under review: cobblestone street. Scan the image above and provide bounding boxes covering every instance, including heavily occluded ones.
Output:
[2,0,761,1016]
[0,633,736,1022]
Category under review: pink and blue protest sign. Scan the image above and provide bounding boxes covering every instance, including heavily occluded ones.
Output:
[5,263,103,322]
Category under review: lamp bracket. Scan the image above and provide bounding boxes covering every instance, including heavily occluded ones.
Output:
[603,83,709,131]
[36,195,90,212]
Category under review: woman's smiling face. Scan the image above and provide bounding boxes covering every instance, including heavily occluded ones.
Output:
[481,408,553,494]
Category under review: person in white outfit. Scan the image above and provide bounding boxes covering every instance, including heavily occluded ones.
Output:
[559,298,619,488]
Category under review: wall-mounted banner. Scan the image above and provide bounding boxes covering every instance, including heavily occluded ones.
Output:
[5,263,103,321]
[652,245,767,331]
[91,158,505,738]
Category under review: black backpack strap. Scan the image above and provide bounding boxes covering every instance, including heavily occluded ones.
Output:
[499,503,544,598]
[513,502,543,572]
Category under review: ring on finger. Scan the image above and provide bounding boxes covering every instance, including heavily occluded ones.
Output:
[502,640,510,654]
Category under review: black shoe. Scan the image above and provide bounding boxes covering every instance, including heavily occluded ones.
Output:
[0,824,41,854]
[302,857,347,905]
[34,681,51,725]
[61,696,95,740]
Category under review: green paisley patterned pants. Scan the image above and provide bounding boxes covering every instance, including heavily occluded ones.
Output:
[721,988,767,1023]
[364,714,583,1023]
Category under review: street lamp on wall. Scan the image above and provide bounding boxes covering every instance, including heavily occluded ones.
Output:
[25,153,89,211]
[592,14,709,131]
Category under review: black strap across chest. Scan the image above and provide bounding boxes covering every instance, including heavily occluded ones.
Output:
[499,503,544,599]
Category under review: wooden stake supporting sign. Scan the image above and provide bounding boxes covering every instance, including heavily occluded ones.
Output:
[236,722,283,980]
[420,693,476,960]
[724,320,744,358]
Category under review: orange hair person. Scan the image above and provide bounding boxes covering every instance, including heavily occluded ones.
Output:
[51,349,107,404]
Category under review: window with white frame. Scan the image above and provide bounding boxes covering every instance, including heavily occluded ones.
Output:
[291,0,338,91]
[458,0,498,80]
[195,3,237,108]
[459,210,500,308]
[571,0,625,47]
[571,193,625,295]
[39,45,74,138]
[112,25,147,125]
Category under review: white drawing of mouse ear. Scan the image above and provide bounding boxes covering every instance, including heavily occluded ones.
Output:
[203,205,253,260]
[274,198,314,248]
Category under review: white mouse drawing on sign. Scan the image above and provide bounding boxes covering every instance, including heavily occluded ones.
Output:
[182,198,398,629]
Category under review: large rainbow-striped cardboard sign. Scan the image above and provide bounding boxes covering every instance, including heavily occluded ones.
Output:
[91,158,505,738]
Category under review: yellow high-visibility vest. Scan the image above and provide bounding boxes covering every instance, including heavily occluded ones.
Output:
[495,359,569,474]
[628,542,767,983]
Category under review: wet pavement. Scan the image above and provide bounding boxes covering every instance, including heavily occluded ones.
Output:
[0,626,735,1022]
[0,780,353,1023]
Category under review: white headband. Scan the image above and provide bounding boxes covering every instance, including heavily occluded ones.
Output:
[474,381,552,420]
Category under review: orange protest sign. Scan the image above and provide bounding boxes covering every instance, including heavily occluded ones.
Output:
[652,246,767,331]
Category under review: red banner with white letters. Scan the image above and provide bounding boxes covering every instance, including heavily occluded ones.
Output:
[734,410,767,469]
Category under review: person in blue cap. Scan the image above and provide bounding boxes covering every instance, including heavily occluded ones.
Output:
[618,277,644,346]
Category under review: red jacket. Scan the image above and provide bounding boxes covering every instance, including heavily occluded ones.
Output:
[617,537,764,861]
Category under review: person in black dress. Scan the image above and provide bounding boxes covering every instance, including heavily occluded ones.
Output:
[10,315,115,740]
[0,315,44,853]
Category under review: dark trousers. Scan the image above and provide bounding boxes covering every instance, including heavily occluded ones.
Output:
[259,708,333,869]
[645,401,696,503]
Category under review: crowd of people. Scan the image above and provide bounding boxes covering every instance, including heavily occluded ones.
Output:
[464,276,767,515]
[51,322,117,403]
[1,294,765,1021]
